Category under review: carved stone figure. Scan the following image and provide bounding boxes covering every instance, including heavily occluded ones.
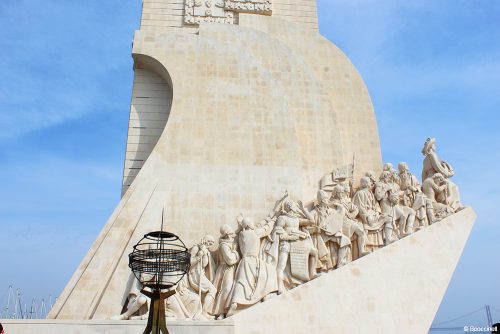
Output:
[111,274,149,320]
[398,162,430,230]
[398,162,420,206]
[272,199,319,294]
[226,217,278,316]
[364,171,377,192]
[375,171,416,239]
[381,163,400,187]
[165,276,203,320]
[302,190,350,270]
[422,173,454,220]
[390,192,416,237]
[211,224,240,319]
[421,137,461,211]
[330,184,368,258]
[188,235,217,318]
[352,177,391,251]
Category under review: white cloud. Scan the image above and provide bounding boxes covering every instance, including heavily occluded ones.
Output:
[0,0,138,141]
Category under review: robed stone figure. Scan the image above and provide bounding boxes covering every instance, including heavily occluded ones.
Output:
[226,217,278,316]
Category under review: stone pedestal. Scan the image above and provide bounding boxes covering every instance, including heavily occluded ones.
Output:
[1,319,234,334]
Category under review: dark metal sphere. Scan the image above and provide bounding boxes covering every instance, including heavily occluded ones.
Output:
[128,231,190,290]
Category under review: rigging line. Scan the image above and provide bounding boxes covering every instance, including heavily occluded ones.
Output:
[490,305,500,313]
[12,289,19,319]
[40,299,47,319]
[5,286,14,318]
[0,286,10,309]
[17,289,24,319]
[432,306,486,326]
[3,286,13,317]
[31,298,38,319]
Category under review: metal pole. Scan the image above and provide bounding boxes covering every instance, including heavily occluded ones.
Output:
[5,286,13,319]
[40,299,47,319]
[486,305,493,328]
[13,289,19,319]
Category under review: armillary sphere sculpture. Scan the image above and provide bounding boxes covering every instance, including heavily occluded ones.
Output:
[129,231,190,334]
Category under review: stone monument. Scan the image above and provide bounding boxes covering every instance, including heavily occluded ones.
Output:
[50,0,383,321]
[3,1,475,333]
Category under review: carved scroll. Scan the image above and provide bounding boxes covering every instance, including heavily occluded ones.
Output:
[289,240,310,281]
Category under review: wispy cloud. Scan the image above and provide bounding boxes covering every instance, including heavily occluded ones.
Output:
[0,0,139,140]
[0,0,137,305]
[318,1,500,152]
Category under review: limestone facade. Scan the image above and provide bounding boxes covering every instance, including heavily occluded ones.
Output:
[138,0,318,32]
[122,0,326,193]
[49,0,383,320]
[122,69,173,195]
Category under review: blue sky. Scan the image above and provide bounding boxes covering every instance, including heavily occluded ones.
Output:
[0,0,499,326]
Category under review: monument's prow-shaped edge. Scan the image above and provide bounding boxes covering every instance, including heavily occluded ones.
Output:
[231,207,476,334]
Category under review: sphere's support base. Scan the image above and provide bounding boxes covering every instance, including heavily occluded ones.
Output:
[141,289,176,334]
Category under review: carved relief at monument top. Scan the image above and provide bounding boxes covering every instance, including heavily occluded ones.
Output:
[184,0,272,25]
